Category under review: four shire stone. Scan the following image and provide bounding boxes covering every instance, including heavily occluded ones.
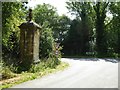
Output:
[19,9,41,68]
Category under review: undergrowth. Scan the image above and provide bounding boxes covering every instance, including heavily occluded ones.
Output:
[1,60,69,89]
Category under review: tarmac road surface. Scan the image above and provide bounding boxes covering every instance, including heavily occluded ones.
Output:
[11,58,118,88]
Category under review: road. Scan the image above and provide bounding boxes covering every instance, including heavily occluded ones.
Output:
[11,58,118,88]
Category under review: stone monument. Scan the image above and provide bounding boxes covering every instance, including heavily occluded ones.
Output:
[19,9,41,67]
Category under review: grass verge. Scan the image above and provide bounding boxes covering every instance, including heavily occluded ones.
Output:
[0,61,69,89]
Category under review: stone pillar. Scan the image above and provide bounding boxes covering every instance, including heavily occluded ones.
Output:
[19,21,41,64]
[18,9,41,69]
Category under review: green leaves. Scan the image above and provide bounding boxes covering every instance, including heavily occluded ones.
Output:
[2,2,26,61]
[39,22,54,58]
[33,4,58,25]
[65,1,120,57]
[33,4,70,59]
[64,1,93,55]
[107,2,120,55]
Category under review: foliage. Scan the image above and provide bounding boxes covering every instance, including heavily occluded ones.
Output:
[2,2,63,72]
[63,2,93,56]
[53,15,71,43]
[1,1,120,89]
[39,22,54,58]
[2,1,120,79]
[1,61,69,89]
[33,4,71,43]
[65,1,120,58]
[108,2,120,57]
[93,2,109,57]
[1,62,17,80]
[62,19,81,55]
[34,4,62,61]
[2,67,16,80]
[33,3,58,26]
[2,2,27,62]
[39,22,61,66]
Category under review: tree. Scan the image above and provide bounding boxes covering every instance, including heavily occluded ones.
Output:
[39,22,54,58]
[53,15,71,43]
[2,2,26,61]
[107,2,120,57]
[33,4,71,43]
[65,1,93,55]
[33,4,62,60]
[62,19,81,55]
[93,2,109,57]
[33,4,58,26]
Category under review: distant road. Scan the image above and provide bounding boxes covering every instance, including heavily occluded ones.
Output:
[12,58,118,88]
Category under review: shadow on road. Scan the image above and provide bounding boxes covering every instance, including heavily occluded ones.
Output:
[67,58,119,63]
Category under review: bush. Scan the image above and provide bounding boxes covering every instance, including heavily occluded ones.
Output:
[39,22,54,58]
[39,22,62,59]
[1,62,17,80]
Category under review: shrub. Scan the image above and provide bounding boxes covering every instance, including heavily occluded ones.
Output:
[1,62,17,80]
[39,22,54,58]
[39,21,62,59]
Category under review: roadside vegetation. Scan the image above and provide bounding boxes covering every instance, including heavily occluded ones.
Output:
[1,2,69,89]
[1,61,69,89]
[1,1,120,89]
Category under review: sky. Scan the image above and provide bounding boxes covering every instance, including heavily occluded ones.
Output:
[27,0,113,20]
[27,0,74,18]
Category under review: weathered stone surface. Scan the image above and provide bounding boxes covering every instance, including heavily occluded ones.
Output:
[33,28,40,63]
[19,21,41,65]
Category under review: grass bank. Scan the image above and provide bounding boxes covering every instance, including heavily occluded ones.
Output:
[1,61,69,89]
